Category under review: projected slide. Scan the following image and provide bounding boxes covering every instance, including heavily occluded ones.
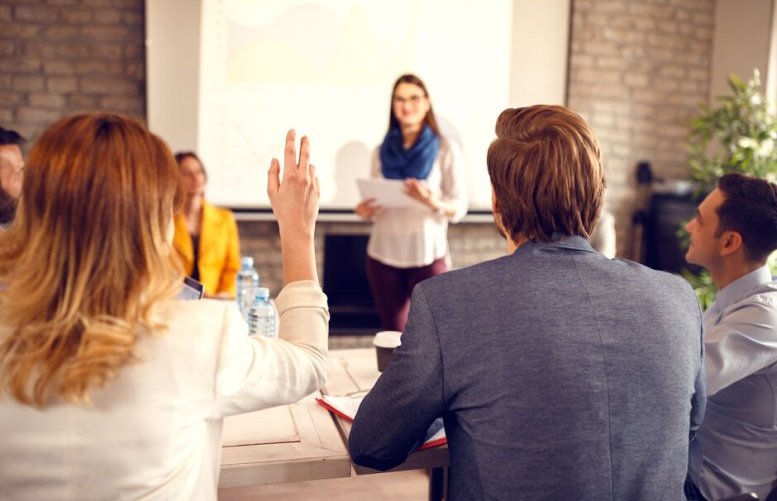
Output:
[198,0,512,210]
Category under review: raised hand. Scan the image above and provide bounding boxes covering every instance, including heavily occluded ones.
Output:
[267,130,320,284]
[268,130,319,235]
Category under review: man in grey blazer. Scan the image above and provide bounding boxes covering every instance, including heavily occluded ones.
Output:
[349,105,706,500]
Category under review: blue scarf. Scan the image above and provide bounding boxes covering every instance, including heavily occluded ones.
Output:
[379,125,440,180]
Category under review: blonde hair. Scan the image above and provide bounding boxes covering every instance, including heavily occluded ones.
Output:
[487,105,605,242]
[0,113,184,406]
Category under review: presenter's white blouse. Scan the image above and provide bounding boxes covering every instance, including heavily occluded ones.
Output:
[367,138,468,268]
[0,280,329,500]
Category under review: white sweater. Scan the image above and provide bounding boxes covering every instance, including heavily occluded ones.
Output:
[0,280,329,500]
[367,139,468,268]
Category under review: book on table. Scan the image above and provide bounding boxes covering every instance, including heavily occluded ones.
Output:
[316,394,446,450]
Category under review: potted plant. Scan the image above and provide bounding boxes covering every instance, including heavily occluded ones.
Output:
[682,70,777,308]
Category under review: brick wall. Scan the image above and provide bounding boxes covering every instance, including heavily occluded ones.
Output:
[0,0,145,142]
[568,0,715,256]
[0,0,716,293]
[238,219,506,297]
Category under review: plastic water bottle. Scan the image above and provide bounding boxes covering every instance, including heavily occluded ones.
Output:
[248,287,276,338]
[235,256,259,321]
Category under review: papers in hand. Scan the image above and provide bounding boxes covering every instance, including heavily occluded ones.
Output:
[356,178,428,209]
[316,394,447,450]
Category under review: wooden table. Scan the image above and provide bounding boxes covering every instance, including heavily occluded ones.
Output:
[219,393,351,488]
[323,348,449,500]
[218,348,449,500]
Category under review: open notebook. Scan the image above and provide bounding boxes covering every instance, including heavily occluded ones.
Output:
[317,394,446,450]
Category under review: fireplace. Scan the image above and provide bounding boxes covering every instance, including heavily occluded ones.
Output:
[322,234,381,335]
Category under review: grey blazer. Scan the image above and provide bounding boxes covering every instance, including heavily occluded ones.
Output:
[350,236,705,500]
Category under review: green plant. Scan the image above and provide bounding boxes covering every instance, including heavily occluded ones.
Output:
[681,269,717,311]
[689,70,777,193]
[683,70,777,307]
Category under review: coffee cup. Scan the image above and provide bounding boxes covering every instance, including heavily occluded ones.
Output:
[373,330,402,372]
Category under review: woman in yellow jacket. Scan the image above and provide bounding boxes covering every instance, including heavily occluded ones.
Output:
[173,151,240,298]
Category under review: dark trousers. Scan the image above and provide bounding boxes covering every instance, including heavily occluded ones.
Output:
[366,255,448,332]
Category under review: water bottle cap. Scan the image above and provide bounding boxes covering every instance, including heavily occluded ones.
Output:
[253,287,270,299]
[240,256,254,269]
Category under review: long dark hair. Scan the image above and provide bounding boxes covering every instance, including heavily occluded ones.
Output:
[388,74,441,136]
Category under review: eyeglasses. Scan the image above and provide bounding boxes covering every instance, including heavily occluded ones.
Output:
[393,95,426,105]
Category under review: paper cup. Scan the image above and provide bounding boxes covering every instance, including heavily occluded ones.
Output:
[373,330,402,372]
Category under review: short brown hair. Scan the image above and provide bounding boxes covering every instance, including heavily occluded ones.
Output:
[716,173,777,263]
[0,126,25,146]
[487,105,605,242]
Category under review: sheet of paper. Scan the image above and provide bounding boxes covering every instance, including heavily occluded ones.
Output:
[356,178,428,209]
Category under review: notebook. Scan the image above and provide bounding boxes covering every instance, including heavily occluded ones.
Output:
[317,394,446,450]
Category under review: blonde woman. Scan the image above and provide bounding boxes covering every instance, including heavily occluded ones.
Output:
[0,114,327,499]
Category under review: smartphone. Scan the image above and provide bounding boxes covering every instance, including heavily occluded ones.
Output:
[179,276,204,300]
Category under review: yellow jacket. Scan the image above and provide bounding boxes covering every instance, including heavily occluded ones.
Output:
[173,201,240,297]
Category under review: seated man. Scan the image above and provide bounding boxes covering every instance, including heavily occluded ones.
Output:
[0,126,25,226]
[349,105,705,500]
[684,174,777,501]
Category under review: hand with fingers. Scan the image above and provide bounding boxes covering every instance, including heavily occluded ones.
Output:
[404,178,450,216]
[355,197,382,221]
[267,129,321,284]
[403,178,433,207]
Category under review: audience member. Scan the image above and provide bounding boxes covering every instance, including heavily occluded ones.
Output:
[354,74,467,331]
[0,114,327,500]
[684,174,777,501]
[0,126,25,226]
[173,151,241,298]
[349,105,705,500]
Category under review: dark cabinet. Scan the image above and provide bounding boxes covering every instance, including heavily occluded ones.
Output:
[643,192,703,274]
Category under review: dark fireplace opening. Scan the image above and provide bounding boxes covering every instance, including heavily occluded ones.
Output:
[323,234,381,335]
